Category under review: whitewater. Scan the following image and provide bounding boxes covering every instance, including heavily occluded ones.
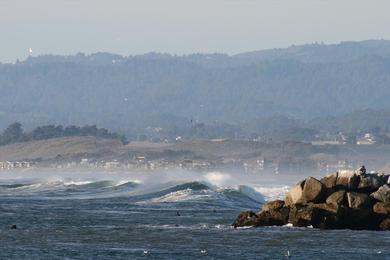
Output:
[0,169,388,259]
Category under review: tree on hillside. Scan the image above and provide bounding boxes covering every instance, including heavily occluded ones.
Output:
[32,125,64,140]
[64,125,81,136]
[0,122,24,145]
[0,122,128,146]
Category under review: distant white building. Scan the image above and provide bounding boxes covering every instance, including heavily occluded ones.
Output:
[80,158,89,165]
[357,133,376,145]
[104,160,121,168]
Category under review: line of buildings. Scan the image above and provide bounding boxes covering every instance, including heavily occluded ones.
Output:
[0,161,33,169]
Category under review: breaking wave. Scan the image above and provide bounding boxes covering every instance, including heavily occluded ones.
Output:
[0,171,289,209]
[134,182,267,209]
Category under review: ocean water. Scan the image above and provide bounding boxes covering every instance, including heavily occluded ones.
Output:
[0,170,389,259]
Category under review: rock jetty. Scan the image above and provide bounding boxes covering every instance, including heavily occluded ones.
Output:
[233,169,390,230]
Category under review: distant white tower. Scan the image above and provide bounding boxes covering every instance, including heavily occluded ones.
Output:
[28,48,33,56]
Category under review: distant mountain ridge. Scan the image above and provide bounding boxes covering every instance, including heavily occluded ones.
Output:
[1,40,390,137]
[235,39,390,64]
[15,39,390,67]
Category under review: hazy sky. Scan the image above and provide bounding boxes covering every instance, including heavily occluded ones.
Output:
[0,0,389,62]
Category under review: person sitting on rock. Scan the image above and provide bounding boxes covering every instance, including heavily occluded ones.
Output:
[358,165,366,176]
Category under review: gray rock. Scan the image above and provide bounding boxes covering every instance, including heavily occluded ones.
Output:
[302,177,326,203]
[358,174,384,192]
[256,207,290,226]
[261,200,285,212]
[326,190,346,206]
[310,202,341,214]
[370,184,390,203]
[379,218,390,230]
[285,180,305,206]
[336,170,359,190]
[339,207,380,230]
[347,192,372,209]
[288,204,322,227]
[320,172,338,189]
[377,173,389,185]
[233,205,291,228]
[373,202,390,215]
[232,211,258,228]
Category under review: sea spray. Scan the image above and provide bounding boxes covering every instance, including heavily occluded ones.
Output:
[202,171,232,187]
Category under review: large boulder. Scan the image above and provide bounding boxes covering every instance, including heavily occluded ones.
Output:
[288,204,322,227]
[378,173,389,185]
[233,169,390,231]
[233,205,291,228]
[370,184,390,203]
[261,200,285,212]
[336,170,359,190]
[373,202,390,215]
[309,203,345,229]
[302,177,326,203]
[232,211,258,228]
[347,192,372,209]
[358,174,384,192]
[310,202,341,214]
[285,180,305,206]
[256,207,290,226]
[320,172,338,190]
[326,190,347,206]
[339,207,381,230]
[320,171,359,194]
[379,218,390,231]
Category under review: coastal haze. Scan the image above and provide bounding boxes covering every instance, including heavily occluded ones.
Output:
[1,1,390,259]
[2,41,390,175]
[1,0,390,62]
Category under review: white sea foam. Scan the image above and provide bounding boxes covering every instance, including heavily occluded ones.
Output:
[254,185,290,201]
[137,223,231,230]
[202,172,231,187]
[114,179,142,187]
[62,180,94,186]
[13,183,43,190]
[235,226,253,229]
[139,188,212,204]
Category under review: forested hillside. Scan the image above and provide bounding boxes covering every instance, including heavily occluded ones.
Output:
[1,40,390,137]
